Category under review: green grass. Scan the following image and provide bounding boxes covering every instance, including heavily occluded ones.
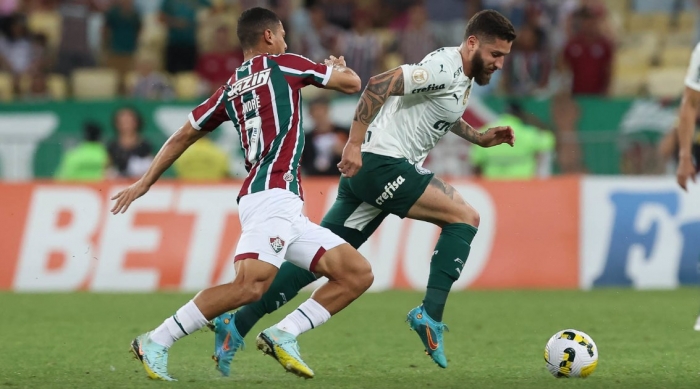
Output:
[2,289,700,388]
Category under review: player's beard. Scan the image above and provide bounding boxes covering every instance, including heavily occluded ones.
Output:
[472,51,494,86]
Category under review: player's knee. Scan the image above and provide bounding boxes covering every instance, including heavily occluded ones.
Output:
[231,275,270,304]
[448,203,480,227]
[351,258,374,293]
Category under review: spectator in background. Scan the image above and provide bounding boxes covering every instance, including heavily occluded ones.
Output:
[55,121,108,181]
[502,23,551,97]
[294,4,342,63]
[55,0,104,75]
[471,101,555,179]
[426,0,479,47]
[107,106,154,178]
[130,54,175,100]
[337,8,383,88]
[561,6,613,95]
[159,0,210,74]
[173,137,229,180]
[398,2,437,65]
[195,25,243,95]
[104,0,142,93]
[301,97,348,176]
[0,15,39,92]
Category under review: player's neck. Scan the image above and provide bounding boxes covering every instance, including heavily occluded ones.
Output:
[243,47,269,61]
[459,44,473,78]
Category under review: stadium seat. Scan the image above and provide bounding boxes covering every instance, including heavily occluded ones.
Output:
[71,68,119,99]
[173,72,201,100]
[618,32,659,53]
[0,72,13,102]
[663,31,696,48]
[675,11,696,32]
[47,74,68,100]
[611,68,648,97]
[614,48,653,74]
[27,11,62,50]
[627,12,670,35]
[646,67,687,98]
[659,46,692,67]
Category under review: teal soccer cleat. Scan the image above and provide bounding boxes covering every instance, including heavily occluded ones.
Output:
[130,332,176,381]
[406,305,449,368]
[208,312,245,376]
[256,327,314,378]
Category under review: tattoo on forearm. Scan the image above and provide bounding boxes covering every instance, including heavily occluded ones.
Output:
[429,177,456,200]
[450,119,482,145]
[353,68,404,125]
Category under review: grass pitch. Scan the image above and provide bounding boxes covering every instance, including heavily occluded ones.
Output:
[1,289,700,388]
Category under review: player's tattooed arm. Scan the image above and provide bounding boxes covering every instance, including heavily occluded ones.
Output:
[449,118,483,145]
[353,67,404,127]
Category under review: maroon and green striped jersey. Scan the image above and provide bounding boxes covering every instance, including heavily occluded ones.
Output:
[188,53,332,200]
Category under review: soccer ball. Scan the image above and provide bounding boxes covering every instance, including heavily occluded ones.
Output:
[544,329,598,378]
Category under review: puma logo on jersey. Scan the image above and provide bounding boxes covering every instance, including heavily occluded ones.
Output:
[411,83,445,94]
[227,68,271,99]
[375,175,406,205]
[452,93,459,103]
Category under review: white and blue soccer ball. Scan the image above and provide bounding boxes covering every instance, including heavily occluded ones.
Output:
[544,329,598,378]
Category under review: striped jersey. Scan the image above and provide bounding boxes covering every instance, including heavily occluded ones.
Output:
[188,53,332,200]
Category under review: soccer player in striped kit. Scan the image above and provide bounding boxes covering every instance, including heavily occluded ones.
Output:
[111,7,372,380]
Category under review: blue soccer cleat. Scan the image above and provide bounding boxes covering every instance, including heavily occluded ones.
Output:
[256,327,314,378]
[406,305,449,368]
[129,332,176,381]
[208,312,245,376]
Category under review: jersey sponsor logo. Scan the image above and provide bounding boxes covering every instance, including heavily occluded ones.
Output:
[411,83,445,94]
[412,68,429,84]
[375,175,406,205]
[227,68,271,99]
[269,236,285,253]
[454,66,463,78]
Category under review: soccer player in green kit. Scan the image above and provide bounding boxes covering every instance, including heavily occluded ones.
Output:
[211,9,517,372]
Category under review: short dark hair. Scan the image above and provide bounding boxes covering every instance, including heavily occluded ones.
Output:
[464,10,516,43]
[83,121,102,142]
[237,7,281,50]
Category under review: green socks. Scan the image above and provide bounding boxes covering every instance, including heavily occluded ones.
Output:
[233,261,317,337]
[422,223,478,322]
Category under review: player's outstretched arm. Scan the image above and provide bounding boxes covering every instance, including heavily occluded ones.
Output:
[677,86,699,191]
[111,121,206,214]
[338,67,405,177]
[450,118,515,148]
[324,55,362,94]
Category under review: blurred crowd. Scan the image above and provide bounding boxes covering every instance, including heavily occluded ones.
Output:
[3,0,699,181]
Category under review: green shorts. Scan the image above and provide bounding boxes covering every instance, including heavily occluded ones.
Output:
[321,152,434,248]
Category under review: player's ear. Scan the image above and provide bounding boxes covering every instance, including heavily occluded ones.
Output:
[466,35,479,52]
[263,29,274,45]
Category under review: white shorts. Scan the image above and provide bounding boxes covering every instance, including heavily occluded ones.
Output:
[234,188,346,271]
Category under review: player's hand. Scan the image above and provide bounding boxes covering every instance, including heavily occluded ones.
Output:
[676,157,697,191]
[324,55,347,68]
[110,180,150,214]
[337,142,362,177]
[480,126,515,148]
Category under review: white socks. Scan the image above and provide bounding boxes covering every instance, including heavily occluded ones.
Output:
[276,299,331,337]
[150,300,209,348]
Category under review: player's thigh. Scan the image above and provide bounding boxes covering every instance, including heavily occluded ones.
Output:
[284,220,347,273]
[346,152,431,218]
[406,176,479,227]
[235,190,301,269]
[322,178,390,248]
